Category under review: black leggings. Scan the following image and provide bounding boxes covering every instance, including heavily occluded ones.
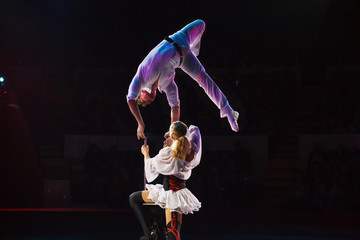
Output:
[129,191,151,238]
[129,191,182,240]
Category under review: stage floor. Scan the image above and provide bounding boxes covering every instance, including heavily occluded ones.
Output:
[0,209,359,240]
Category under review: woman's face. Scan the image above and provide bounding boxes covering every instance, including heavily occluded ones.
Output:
[163,127,175,148]
[169,128,177,140]
[163,137,173,148]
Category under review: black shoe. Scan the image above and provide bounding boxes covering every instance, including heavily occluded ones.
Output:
[139,232,158,240]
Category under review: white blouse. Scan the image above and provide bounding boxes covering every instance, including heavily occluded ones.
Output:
[144,125,202,183]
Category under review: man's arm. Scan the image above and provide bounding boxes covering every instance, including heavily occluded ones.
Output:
[164,80,180,124]
[127,99,146,140]
[171,106,180,123]
[163,106,180,139]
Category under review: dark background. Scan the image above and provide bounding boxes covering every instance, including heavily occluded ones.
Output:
[1,0,359,68]
[1,0,360,217]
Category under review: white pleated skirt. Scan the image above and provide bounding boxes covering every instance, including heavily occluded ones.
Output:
[146,184,201,215]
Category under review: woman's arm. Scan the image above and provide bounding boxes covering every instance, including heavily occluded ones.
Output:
[184,125,202,167]
[141,145,150,159]
[141,144,159,183]
[185,149,195,162]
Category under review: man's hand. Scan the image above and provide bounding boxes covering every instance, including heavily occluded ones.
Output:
[128,99,146,140]
[137,123,146,140]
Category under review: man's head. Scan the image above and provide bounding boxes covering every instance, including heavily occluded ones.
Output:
[137,89,156,107]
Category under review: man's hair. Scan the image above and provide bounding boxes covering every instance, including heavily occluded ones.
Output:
[137,89,156,107]
[137,98,147,107]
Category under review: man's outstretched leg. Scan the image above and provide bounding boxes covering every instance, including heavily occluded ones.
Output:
[180,51,239,132]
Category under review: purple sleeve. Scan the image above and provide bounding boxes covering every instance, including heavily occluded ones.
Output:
[184,125,202,169]
[126,73,142,101]
[164,80,180,107]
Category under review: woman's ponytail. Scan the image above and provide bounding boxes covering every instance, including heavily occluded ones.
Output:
[172,135,188,159]
[169,121,188,159]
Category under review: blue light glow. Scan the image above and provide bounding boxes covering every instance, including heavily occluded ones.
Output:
[0,77,4,82]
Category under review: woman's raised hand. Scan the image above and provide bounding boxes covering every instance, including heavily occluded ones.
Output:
[141,144,150,157]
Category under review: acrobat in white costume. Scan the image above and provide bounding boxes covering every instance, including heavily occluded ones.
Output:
[127,19,239,137]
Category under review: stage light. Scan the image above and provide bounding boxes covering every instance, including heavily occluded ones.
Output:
[0,76,8,95]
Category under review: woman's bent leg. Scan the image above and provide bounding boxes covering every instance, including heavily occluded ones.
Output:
[129,191,155,240]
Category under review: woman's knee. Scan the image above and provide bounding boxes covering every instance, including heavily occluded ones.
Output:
[129,191,143,206]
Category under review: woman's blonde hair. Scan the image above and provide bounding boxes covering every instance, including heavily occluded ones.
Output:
[170,121,188,159]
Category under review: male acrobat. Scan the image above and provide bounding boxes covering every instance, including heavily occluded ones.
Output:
[127,19,239,139]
